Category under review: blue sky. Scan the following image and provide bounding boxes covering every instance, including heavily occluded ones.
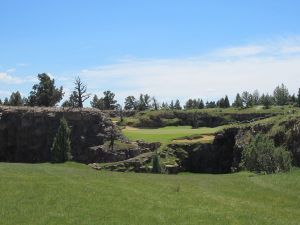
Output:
[1,0,300,104]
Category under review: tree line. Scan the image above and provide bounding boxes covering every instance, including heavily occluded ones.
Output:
[1,73,300,110]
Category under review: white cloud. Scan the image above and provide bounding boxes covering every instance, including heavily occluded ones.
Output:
[16,63,30,67]
[0,72,23,84]
[6,68,16,73]
[214,45,266,57]
[78,38,300,103]
[0,90,11,98]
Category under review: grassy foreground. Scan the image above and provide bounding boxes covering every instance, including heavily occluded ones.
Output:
[122,126,223,145]
[1,163,300,225]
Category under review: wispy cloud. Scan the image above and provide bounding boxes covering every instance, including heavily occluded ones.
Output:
[77,37,300,102]
[16,63,30,67]
[6,68,16,73]
[213,45,266,57]
[0,72,23,84]
[0,90,11,98]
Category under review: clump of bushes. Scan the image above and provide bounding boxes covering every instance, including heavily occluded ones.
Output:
[51,117,72,163]
[241,133,292,174]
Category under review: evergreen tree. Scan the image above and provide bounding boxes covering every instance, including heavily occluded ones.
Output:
[124,96,137,110]
[62,91,79,107]
[297,88,300,107]
[152,151,161,173]
[28,73,64,106]
[90,94,105,109]
[170,100,175,110]
[289,94,297,105]
[261,94,273,109]
[9,91,24,106]
[174,99,182,110]
[217,98,225,108]
[241,133,292,174]
[137,94,151,111]
[199,99,204,109]
[3,98,9,106]
[103,90,117,110]
[161,102,169,110]
[51,117,72,163]
[72,77,91,108]
[224,95,230,108]
[0,98,2,105]
[184,99,194,109]
[252,90,260,105]
[242,91,253,108]
[206,101,216,108]
[152,97,159,110]
[184,98,204,109]
[273,83,289,106]
[233,93,243,108]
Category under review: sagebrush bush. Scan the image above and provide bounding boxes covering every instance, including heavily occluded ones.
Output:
[51,117,72,163]
[241,133,292,174]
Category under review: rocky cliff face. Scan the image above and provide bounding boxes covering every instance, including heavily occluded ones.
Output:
[0,106,117,163]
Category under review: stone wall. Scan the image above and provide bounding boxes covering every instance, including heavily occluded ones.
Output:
[0,106,116,163]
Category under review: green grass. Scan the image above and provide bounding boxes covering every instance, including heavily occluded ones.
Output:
[0,163,300,225]
[122,126,223,145]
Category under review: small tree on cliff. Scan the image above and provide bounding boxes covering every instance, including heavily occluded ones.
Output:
[28,73,64,106]
[51,117,72,163]
[72,77,91,108]
[152,151,162,173]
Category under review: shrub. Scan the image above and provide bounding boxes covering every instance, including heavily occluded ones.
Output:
[51,117,72,163]
[241,133,292,174]
[152,151,162,173]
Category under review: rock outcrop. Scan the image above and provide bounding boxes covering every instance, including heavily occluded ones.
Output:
[0,106,117,163]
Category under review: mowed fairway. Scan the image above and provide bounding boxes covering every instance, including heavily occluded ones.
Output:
[122,126,223,145]
[1,163,300,225]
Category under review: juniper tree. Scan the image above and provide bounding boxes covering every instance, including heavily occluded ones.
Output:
[124,96,137,110]
[103,90,117,110]
[252,90,260,105]
[28,73,64,106]
[242,91,253,108]
[90,94,104,109]
[241,133,292,174]
[233,93,243,108]
[9,91,23,106]
[151,97,159,110]
[170,100,175,110]
[297,88,300,107]
[72,77,91,108]
[273,83,289,106]
[152,151,161,173]
[51,117,72,163]
[174,99,182,110]
[199,99,205,109]
[3,98,9,106]
[261,94,273,109]
[224,95,230,108]
[206,101,216,108]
